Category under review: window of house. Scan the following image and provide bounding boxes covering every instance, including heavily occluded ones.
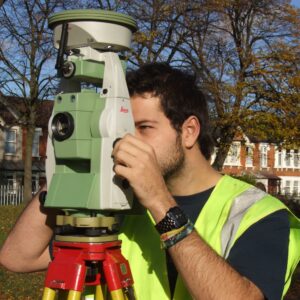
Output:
[294,150,299,168]
[293,181,299,196]
[285,150,291,167]
[278,150,282,167]
[285,180,291,195]
[260,144,268,168]
[245,146,253,166]
[5,175,18,193]
[7,177,14,188]
[4,128,17,154]
[32,128,42,157]
[224,142,240,165]
[32,175,39,193]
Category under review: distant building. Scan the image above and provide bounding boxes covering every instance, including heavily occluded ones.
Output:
[0,97,53,192]
[218,132,300,198]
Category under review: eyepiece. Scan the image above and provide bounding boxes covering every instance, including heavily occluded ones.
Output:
[51,112,74,141]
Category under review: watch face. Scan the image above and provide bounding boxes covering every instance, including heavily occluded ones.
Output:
[169,207,188,227]
[155,206,188,234]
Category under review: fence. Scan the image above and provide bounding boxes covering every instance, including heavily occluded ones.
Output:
[0,185,24,205]
[0,185,38,206]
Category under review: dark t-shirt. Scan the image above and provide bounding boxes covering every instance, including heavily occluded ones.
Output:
[167,188,289,300]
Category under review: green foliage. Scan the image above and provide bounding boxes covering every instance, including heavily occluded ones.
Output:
[230,173,257,186]
[277,196,300,218]
[0,205,45,299]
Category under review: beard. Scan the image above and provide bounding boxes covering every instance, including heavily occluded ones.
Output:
[160,134,185,183]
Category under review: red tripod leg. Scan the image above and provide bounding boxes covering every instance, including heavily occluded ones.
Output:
[103,248,134,298]
[44,243,87,293]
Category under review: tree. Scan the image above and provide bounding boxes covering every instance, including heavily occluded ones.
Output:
[117,0,190,66]
[0,0,64,201]
[177,0,300,170]
[246,38,300,147]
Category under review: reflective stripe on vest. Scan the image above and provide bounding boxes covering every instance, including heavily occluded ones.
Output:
[221,187,267,259]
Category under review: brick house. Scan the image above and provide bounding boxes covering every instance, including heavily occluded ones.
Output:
[0,98,53,192]
[220,132,300,198]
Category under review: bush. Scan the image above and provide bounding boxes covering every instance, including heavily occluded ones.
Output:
[277,195,300,218]
[230,174,257,186]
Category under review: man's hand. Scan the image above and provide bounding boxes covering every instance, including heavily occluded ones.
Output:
[112,134,176,221]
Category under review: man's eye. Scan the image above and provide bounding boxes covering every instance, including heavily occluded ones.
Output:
[139,125,151,130]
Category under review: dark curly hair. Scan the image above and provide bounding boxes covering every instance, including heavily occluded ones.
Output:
[126,62,214,160]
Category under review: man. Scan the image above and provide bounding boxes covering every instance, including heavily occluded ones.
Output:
[1,63,299,299]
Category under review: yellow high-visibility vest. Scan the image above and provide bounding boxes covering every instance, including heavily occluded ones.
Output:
[119,175,300,299]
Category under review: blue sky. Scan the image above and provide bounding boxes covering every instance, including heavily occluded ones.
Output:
[292,0,300,7]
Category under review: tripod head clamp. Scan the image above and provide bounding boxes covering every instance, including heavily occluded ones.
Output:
[45,10,137,213]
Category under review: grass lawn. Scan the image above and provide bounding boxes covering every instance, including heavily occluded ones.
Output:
[0,204,300,299]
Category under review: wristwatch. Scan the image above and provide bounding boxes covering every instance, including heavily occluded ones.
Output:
[155,206,188,234]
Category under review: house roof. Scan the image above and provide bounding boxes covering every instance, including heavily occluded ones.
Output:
[0,96,54,128]
[259,171,281,180]
[247,170,281,180]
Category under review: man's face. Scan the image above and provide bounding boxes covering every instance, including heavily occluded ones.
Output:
[130,93,185,182]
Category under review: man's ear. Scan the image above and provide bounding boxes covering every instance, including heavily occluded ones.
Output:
[182,116,200,149]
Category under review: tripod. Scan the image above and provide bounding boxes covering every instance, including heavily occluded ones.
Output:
[41,215,135,300]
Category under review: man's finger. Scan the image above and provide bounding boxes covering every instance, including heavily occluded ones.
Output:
[112,137,122,149]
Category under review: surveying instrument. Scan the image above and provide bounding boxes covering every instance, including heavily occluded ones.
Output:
[40,9,138,300]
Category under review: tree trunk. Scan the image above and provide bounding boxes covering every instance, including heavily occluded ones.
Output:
[23,124,35,202]
[212,142,231,171]
[212,128,236,171]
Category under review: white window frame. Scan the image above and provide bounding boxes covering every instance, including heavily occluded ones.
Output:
[275,148,300,169]
[4,127,17,155]
[277,149,282,167]
[32,128,42,157]
[294,150,299,168]
[285,180,291,195]
[245,145,254,167]
[285,150,292,167]
[260,143,268,168]
[293,181,299,197]
[224,142,241,166]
